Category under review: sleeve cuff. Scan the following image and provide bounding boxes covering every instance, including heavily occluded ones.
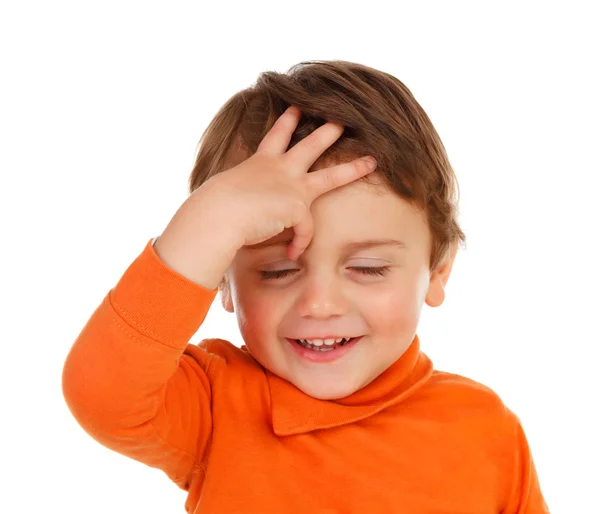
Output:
[108,237,219,349]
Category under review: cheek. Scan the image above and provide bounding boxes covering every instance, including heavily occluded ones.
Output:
[231,282,286,335]
[364,284,420,330]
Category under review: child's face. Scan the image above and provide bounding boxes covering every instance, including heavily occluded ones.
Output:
[220,170,455,400]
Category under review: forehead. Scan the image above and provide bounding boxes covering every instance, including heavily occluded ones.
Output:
[244,173,429,251]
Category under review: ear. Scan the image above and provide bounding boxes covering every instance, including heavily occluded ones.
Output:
[218,275,234,313]
[425,241,458,308]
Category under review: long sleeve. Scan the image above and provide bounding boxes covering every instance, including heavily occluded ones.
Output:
[503,413,550,513]
[62,237,219,489]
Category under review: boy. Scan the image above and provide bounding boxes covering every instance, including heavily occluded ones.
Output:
[62,60,549,512]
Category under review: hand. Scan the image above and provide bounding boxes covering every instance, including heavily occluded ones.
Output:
[213,105,378,260]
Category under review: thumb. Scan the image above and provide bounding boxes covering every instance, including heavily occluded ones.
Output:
[287,205,314,261]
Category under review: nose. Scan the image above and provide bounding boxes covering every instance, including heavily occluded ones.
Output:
[294,275,348,319]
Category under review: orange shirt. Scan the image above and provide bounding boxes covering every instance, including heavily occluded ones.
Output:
[62,238,549,513]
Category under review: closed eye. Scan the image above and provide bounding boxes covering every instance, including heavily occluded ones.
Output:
[259,266,391,280]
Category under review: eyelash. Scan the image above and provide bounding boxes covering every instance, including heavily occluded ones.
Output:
[259,266,391,280]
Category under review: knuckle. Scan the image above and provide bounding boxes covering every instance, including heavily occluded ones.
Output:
[290,196,307,216]
[305,131,327,152]
[321,169,337,189]
[305,125,331,151]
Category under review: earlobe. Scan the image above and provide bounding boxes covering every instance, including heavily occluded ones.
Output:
[219,277,234,313]
[425,242,458,308]
[425,274,446,307]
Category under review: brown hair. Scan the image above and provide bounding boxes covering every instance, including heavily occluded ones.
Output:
[188,60,466,273]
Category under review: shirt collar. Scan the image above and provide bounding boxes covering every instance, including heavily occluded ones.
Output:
[257,334,433,436]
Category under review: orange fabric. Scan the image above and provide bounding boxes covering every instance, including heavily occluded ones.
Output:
[62,238,550,513]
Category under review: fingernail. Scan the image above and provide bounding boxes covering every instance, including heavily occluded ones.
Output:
[363,157,377,168]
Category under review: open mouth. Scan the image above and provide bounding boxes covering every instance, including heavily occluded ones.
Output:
[292,337,360,352]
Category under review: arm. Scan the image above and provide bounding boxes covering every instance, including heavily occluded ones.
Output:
[503,413,551,513]
[61,238,219,489]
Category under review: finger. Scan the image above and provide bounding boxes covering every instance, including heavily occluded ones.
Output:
[256,105,303,156]
[284,121,345,172]
[306,156,377,198]
[287,207,314,261]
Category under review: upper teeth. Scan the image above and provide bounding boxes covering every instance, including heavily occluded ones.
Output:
[299,337,352,346]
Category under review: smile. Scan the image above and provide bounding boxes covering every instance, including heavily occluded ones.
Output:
[285,336,363,363]
[295,337,357,352]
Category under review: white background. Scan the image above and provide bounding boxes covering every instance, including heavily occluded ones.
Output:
[1,1,598,512]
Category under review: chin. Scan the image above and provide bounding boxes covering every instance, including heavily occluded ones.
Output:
[295,380,360,400]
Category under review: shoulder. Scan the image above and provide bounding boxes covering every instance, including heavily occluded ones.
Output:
[420,370,537,507]
[423,369,518,428]
[428,369,505,404]
[418,369,523,466]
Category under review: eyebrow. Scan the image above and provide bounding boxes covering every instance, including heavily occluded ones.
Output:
[243,238,407,252]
